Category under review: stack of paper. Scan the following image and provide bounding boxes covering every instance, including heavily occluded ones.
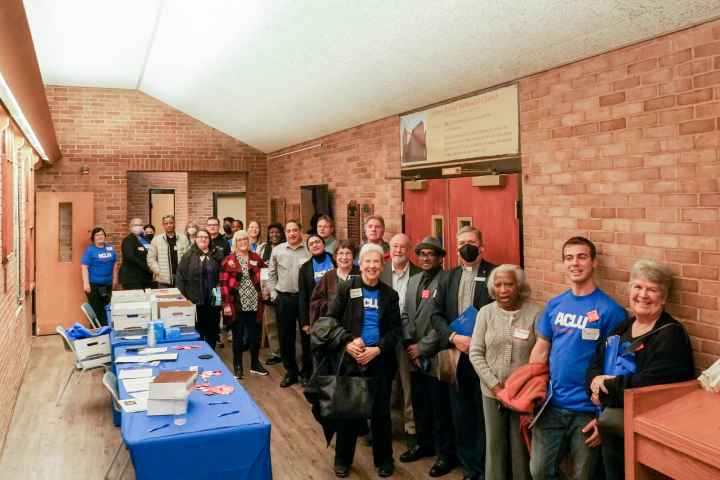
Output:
[115,353,178,364]
[698,359,720,392]
[147,370,197,416]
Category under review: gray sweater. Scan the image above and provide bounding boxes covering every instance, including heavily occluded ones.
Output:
[469,301,541,398]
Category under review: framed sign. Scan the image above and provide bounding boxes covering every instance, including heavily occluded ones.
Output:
[401,84,519,167]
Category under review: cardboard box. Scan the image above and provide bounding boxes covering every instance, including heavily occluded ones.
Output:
[111,301,152,330]
[147,288,182,300]
[158,300,196,329]
[149,371,197,399]
[73,332,111,368]
[111,289,148,304]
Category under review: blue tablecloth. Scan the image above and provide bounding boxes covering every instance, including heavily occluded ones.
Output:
[115,341,272,480]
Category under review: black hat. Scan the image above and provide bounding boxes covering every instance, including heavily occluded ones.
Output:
[414,236,446,257]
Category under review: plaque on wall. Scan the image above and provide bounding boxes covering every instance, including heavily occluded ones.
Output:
[400,84,519,168]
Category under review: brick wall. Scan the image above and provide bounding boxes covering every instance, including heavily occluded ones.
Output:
[267,116,402,240]
[269,21,720,369]
[36,86,268,252]
[127,171,189,229]
[0,119,35,453]
[520,20,720,369]
[187,172,247,225]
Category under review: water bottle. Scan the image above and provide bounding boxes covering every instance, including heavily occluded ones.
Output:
[147,321,156,347]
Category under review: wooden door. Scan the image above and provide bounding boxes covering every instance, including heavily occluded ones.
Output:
[403,179,449,267]
[150,189,175,229]
[403,174,521,270]
[214,193,246,226]
[36,192,94,335]
[447,174,521,268]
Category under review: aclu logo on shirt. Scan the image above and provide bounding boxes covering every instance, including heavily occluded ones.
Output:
[363,297,379,310]
[98,252,113,259]
[553,311,589,331]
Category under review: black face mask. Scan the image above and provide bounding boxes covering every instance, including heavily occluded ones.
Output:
[459,244,480,263]
[145,234,154,242]
[223,225,232,235]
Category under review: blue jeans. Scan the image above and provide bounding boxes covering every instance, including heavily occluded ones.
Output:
[529,406,601,480]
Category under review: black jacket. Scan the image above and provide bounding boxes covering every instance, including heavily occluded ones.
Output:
[430,259,496,350]
[209,235,229,263]
[175,245,220,306]
[119,234,153,287]
[585,311,695,408]
[299,253,335,327]
[326,276,402,358]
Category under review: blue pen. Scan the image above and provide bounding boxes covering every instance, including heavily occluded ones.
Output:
[208,401,229,406]
[148,423,170,433]
[217,410,240,417]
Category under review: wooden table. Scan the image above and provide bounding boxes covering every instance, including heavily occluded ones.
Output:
[625,380,720,479]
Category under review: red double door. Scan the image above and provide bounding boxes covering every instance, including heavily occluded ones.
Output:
[403,174,522,270]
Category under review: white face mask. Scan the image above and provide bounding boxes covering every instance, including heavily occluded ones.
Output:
[131,226,144,235]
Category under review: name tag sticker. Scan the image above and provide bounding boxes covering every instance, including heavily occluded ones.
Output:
[513,328,530,340]
[475,276,486,282]
[137,247,145,252]
[260,268,269,281]
[249,260,258,266]
[582,328,600,341]
[350,288,362,299]
[106,246,113,251]
[421,289,430,299]
[587,310,600,323]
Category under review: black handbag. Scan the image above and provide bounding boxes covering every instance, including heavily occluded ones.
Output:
[312,352,378,420]
[597,407,624,436]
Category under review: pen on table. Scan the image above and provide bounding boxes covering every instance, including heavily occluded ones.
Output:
[217,410,240,417]
[208,401,229,406]
[148,423,170,433]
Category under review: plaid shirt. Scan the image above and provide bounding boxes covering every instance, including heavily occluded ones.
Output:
[219,251,266,321]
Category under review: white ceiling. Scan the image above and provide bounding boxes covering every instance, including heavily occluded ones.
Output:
[24,0,720,153]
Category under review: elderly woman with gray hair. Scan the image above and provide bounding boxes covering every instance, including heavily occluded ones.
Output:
[586,259,694,480]
[469,264,541,480]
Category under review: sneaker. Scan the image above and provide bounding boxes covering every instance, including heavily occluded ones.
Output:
[250,363,269,376]
[265,355,282,365]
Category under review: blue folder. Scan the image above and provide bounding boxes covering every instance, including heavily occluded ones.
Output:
[449,306,479,336]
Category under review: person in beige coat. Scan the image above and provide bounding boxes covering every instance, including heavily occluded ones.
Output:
[469,264,541,480]
[146,214,191,287]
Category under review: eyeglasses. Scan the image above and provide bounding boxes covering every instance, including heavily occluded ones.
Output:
[196,235,210,240]
[417,251,438,258]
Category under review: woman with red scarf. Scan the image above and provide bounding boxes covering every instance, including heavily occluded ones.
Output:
[220,230,268,378]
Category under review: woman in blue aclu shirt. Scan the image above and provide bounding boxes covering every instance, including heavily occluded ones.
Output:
[298,234,335,335]
[324,242,401,478]
[81,227,117,326]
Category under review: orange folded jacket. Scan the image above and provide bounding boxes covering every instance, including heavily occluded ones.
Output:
[495,362,549,414]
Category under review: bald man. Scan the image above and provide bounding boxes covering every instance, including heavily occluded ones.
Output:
[381,233,421,438]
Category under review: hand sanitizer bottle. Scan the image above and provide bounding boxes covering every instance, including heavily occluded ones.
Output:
[147,321,156,347]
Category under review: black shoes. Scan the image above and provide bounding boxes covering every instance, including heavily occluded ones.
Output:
[280,373,298,388]
[429,457,457,477]
[265,355,282,366]
[377,463,394,477]
[333,464,350,478]
[250,362,269,376]
[234,366,243,379]
[399,444,434,463]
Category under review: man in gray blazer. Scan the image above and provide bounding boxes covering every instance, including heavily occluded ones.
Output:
[398,236,457,477]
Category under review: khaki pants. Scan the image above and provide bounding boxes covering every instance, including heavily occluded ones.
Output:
[394,343,415,434]
[263,303,281,356]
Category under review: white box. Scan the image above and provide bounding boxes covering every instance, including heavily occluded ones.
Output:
[73,332,111,368]
[111,301,152,330]
[158,300,196,329]
[147,288,182,300]
[147,395,190,416]
[111,290,148,304]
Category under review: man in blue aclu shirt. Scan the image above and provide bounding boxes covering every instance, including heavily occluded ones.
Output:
[528,237,626,480]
